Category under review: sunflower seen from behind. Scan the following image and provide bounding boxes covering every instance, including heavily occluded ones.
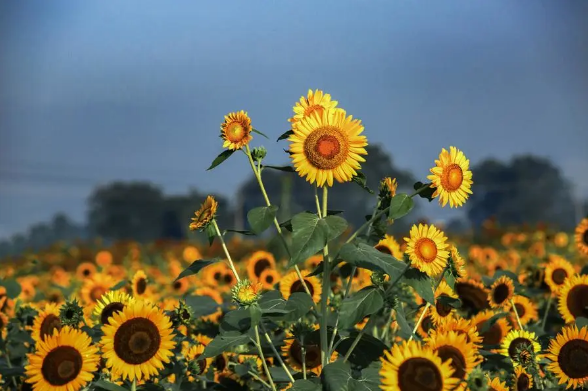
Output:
[427,146,473,208]
[288,108,368,188]
[404,224,450,277]
[25,326,100,391]
[101,300,176,381]
[545,325,588,389]
[220,110,252,150]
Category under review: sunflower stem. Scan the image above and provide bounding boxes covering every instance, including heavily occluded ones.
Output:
[510,299,524,330]
[260,325,296,383]
[130,379,137,391]
[301,345,307,379]
[319,186,331,367]
[541,294,552,331]
[409,267,447,341]
[248,371,272,390]
[254,326,277,391]
[211,219,240,283]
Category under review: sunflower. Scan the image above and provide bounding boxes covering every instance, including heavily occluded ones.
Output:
[489,276,515,309]
[183,344,212,378]
[425,330,481,388]
[95,250,113,267]
[220,110,252,150]
[29,303,62,343]
[471,310,511,348]
[171,277,190,295]
[375,234,403,260]
[189,196,218,232]
[305,255,323,271]
[545,256,575,293]
[279,270,321,303]
[449,245,467,279]
[380,340,458,391]
[288,89,339,124]
[281,332,336,375]
[512,366,533,391]
[101,300,176,381]
[509,295,538,327]
[487,376,509,391]
[427,146,473,208]
[404,224,450,277]
[182,245,202,263]
[203,263,229,287]
[132,270,149,298]
[430,281,459,325]
[76,262,97,280]
[93,291,134,325]
[259,269,280,290]
[25,326,99,391]
[246,251,276,281]
[80,273,114,305]
[558,274,588,324]
[380,177,398,198]
[288,108,368,188]
[432,317,483,348]
[194,287,223,322]
[499,329,541,367]
[415,306,435,339]
[575,218,588,256]
[554,232,569,248]
[455,278,490,314]
[546,325,588,389]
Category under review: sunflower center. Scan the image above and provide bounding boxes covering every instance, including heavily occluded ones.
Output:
[40,314,62,340]
[398,357,443,391]
[516,374,531,391]
[455,283,490,314]
[224,274,234,284]
[215,355,227,371]
[583,229,588,245]
[114,317,161,364]
[90,287,108,302]
[415,238,438,264]
[514,303,526,318]
[253,259,272,278]
[101,302,125,325]
[566,285,588,319]
[83,268,91,276]
[173,281,183,290]
[558,339,588,379]
[508,338,533,361]
[136,278,147,295]
[422,314,434,334]
[304,126,348,169]
[41,346,83,386]
[214,272,222,281]
[226,122,246,142]
[375,244,392,255]
[441,164,464,192]
[436,345,466,380]
[291,280,314,297]
[477,320,504,346]
[435,295,453,317]
[492,283,510,305]
[552,269,568,285]
[265,275,274,284]
[304,104,324,118]
[290,340,321,369]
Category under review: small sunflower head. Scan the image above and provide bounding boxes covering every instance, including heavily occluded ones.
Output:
[189,196,218,232]
[59,299,84,327]
[251,146,267,163]
[370,270,387,288]
[378,177,398,206]
[467,368,489,391]
[173,300,194,326]
[231,279,263,306]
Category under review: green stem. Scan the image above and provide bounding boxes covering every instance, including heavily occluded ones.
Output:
[131,379,137,391]
[254,326,277,391]
[301,345,307,379]
[380,308,395,342]
[510,299,524,330]
[541,294,552,331]
[319,186,331,367]
[212,219,240,283]
[260,326,296,383]
[248,371,272,390]
[409,267,447,341]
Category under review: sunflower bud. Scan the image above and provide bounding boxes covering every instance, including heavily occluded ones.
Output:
[173,300,194,326]
[16,304,38,327]
[379,177,398,201]
[59,299,84,327]
[251,146,267,163]
[370,270,387,287]
[467,368,489,391]
[231,279,263,306]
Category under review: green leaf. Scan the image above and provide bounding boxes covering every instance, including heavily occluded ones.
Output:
[258,291,288,315]
[336,332,387,367]
[576,317,588,328]
[185,295,221,318]
[394,305,413,339]
[403,268,434,305]
[351,172,374,194]
[94,380,129,391]
[264,165,295,172]
[291,379,322,391]
[0,365,24,377]
[322,361,353,391]
[250,304,262,327]
[224,229,256,236]
[110,280,128,291]
[199,332,250,360]
[324,215,348,242]
[175,258,220,282]
[353,365,382,391]
[252,128,269,139]
[339,243,407,281]
[437,295,462,309]
[413,181,436,201]
[247,205,279,234]
[281,292,314,322]
[339,287,384,329]
[0,279,21,299]
[277,129,294,142]
[388,194,414,220]
[220,308,253,333]
[205,223,216,246]
[288,212,329,267]
[207,149,236,171]
[478,312,509,335]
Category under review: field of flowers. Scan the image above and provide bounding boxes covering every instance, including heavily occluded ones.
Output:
[1,90,588,391]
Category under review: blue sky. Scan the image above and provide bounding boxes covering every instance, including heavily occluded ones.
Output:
[1,1,587,239]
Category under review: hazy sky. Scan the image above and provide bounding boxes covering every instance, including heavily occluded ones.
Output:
[1,1,587,239]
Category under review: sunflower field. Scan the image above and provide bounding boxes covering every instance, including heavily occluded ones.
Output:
[1,90,588,391]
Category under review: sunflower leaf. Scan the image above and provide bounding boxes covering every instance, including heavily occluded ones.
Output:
[413,181,436,201]
[93,380,129,391]
[111,280,128,291]
[291,379,322,391]
[249,304,262,327]
[351,172,374,194]
[205,223,216,246]
[402,268,435,305]
[185,295,222,318]
[338,243,407,281]
[247,205,279,235]
[288,212,329,267]
[0,279,21,299]
[252,128,269,139]
[394,304,413,339]
[223,229,256,236]
[198,332,251,360]
[335,332,387,366]
[174,258,220,282]
[263,165,296,172]
[322,361,353,391]
[207,149,236,171]
[220,308,253,333]
[277,129,294,142]
[281,292,314,322]
[338,287,384,329]
[437,295,462,309]
[388,194,414,220]
[324,215,348,242]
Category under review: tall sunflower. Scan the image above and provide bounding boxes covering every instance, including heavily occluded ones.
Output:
[432,316,483,348]
[380,340,458,391]
[499,329,541,367]
[488,276,515,309]
[487,376,509,391]
[25,326,100,391]
[288,109,368,188]
[288,89,339,124]
[280,270,321,303]
[220,110,252,150]
[189,196,218,232]
[404,224,450,277]
[93,291,134,325]
[557,274,588,324]
[259,269,280,290]
[545,256,575,293]
[101,300,176,381]
[545,325,588,389]
[574,218,588,256]
[246,251,276,281]
[427,146,473,208]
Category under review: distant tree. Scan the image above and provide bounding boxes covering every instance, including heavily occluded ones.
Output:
[466,155,576,230]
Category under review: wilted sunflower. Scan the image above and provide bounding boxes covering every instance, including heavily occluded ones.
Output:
[288,89,339,124]
[427,146,473,208]
[545,256,575,293]
[101,300,176,381]
[189,195,218,232]
[557,274,588,324]
[131,270,149,298]
[574,218,588,256]
[30,302,62,342]
[93,291,134,325]
[512,366,533,391]
[546,325,588,389]
[288,108,368,188]
[454,278,490,314]
[489,276,515,309]
[220,110,252,150]
[430,281,459,325]
[80,273,114,305]
[375,234,403,260]
[499,329,541,367]
[471,310,511,348]
[509,295,538,327]
[404,224,450,277]
[246,250,276,281]
[25,326,99,391]
[280,270,321,303]
[380,340,458,391]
